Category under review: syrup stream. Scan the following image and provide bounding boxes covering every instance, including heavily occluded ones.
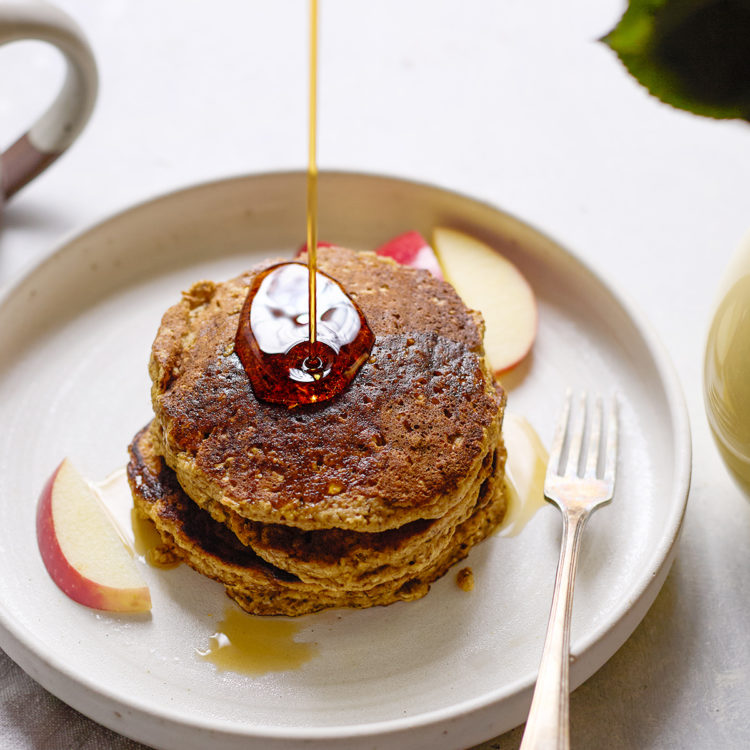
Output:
[234,0,373,405]
[306,0,319,350]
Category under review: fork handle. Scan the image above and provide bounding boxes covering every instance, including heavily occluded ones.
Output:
[519,508,589,750]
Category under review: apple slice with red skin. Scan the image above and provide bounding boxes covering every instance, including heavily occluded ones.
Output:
[432,227,537,374]
[295,234,444,280]
[36,459,151,612]
[374,231,444,279]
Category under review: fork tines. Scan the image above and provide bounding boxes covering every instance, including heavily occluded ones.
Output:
[547,390,618,484]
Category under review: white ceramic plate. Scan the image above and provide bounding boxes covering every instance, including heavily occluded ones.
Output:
[0,172,690,750]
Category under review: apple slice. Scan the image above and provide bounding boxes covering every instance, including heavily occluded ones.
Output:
[433,227,537,374]
[36,459,151,612]
[374,231,444,279]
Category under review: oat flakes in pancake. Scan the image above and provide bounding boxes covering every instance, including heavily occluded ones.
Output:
[149,247,504,533]
[145,422,505,589]
[128,426,506,616]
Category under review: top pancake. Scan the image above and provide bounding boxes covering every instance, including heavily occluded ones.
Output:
[150,246,505,532]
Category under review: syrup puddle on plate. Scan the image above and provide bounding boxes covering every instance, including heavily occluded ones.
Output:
[197,606,319,675]
[130,506,162,560]
[498,413,549,536]
[96,468,317,674]
[130,507,181,569]
[96,468,180,569]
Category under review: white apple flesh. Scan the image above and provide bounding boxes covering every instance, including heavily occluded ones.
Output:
[433,227,538,374]
[36,459,151,612]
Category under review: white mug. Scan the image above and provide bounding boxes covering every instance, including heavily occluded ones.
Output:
[0,1,97,215]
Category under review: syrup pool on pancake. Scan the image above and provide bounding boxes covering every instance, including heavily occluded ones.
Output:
[234,262,375,406]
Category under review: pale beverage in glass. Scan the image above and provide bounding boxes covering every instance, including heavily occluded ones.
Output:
[704,233,750,494]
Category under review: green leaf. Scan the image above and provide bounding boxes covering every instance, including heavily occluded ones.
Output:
[603,0,750,121]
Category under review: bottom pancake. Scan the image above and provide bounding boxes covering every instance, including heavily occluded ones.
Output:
[127,427,506,616]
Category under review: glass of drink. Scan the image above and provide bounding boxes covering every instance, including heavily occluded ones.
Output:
[704,232,750,494]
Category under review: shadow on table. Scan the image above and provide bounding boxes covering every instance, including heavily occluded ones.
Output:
[0,200,71,235]
[473,558,695,749]
[0,650,150,750]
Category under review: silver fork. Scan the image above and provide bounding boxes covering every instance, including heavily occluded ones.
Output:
[519,391,618,750]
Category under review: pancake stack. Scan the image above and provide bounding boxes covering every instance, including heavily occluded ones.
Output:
[128,246,507,616]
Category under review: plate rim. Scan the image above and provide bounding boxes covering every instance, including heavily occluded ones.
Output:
[0,169,692,746]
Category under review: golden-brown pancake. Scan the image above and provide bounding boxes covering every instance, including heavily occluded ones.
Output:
[149,247,505,533]
[137,423,506,589]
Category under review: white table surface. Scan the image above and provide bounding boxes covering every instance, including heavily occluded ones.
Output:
[1,1,749,748]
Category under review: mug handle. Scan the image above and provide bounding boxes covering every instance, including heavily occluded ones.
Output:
[0,3,98,201]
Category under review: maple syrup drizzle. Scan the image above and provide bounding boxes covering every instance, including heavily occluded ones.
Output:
[498,414,550,537]
[197,605,318,675]
[235,0,374,406]
[307,0,319,349]
[235,263,374,405]
[130,508,181,569]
